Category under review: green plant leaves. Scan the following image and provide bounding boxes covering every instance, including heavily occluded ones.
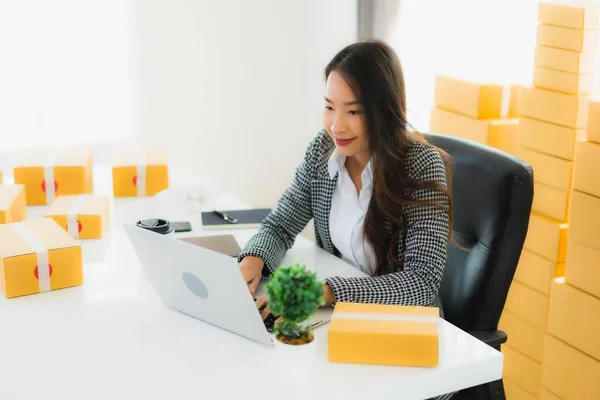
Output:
[265,264,325,339]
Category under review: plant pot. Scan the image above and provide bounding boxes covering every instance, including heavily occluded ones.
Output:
[273,331,318,383]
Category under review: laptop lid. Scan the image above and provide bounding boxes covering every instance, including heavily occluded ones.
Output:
[123,224,274,347]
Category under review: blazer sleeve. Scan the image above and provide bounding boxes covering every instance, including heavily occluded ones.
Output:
[237,136,319,275]
[325,145,450,306]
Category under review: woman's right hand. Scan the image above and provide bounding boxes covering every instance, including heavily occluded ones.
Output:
[239,256,265,295]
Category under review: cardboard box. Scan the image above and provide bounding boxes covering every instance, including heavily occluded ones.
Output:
[520,86,588,129]
[533,181,571,222]
[540,388,563,400]
[574,140,600,197]
[13,145,93,205]
[0,218,83,298]
[433,75,520,119]
[429,107,518,154]
[0,170,3,184]
[548,277,600,360]
[0,185,27,225]
[542,334,600,400]
[505,280,550,331]
[534,45,598,74]
[505,381,539,400]
[565,240,600,299]
[538,0,600,29]
[500,311,545,363]
[45,194,110,240]
[503,345,542,397]
[518,116,585,161]
[533,66,598,95]
[587,96,600,143]
[518,147,574,192]
[515,249,565,297]
[570,190,600,251]
[536,23,600,52]
[524,212,569,263]
[327,302,439,367]
[112,148,169,197]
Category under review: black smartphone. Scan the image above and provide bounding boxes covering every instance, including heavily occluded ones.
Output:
[171,221,192,233]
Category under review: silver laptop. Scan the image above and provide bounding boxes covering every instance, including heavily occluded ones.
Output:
[123,224,333,347]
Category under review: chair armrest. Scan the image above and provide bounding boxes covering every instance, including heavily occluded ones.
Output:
[468,330,507,348]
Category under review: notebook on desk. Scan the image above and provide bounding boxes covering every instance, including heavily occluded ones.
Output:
[200,208,271,230]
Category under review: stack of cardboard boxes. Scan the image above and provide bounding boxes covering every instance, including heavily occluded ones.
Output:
[500,1,600,399]
[429,74,521,156]
[541,101,600,399]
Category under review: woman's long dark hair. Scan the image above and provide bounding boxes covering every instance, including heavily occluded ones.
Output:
[325,39,453,276]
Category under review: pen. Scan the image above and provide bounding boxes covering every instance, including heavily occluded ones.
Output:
[213,210,238,224]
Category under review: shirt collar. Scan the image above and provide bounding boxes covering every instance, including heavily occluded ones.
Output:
[327,149,373,188]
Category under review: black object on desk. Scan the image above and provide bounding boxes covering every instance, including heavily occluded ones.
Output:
[201,208,272,229]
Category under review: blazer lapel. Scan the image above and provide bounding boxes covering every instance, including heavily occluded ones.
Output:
[311,168,338,256]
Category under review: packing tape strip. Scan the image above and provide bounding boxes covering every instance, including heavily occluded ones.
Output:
[67,195,88,239]
[44,150,59,204]
[136,150,146,196]
[13,222,51,292]
[500,84,511,118]
[332,312,439,323]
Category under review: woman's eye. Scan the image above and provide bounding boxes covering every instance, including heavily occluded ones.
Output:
[325,106,333,111]
[348,110,361,115]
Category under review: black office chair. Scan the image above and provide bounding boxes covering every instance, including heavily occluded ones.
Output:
[422,133,534,400]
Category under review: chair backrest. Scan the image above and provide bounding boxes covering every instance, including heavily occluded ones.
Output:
[422,133,534,332]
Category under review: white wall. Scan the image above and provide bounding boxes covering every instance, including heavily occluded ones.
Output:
[133,0,358,217]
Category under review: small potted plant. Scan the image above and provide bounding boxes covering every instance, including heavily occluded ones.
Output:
[265,263,325,345]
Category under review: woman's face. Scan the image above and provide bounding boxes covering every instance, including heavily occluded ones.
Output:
[323,71,369,161]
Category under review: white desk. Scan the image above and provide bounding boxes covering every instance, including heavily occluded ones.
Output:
[0,167,503,400]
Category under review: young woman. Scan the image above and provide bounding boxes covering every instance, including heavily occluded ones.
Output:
[239,40,452,318]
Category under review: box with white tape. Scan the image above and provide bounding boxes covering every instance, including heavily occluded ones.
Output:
[45,194,110,239]
[112,148,168,197]
[0,218,83,298]
[13,145,93,205]
[433,75,520,120]
[0,184,27,224]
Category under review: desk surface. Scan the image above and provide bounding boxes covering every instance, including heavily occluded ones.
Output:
[0,167,503,400]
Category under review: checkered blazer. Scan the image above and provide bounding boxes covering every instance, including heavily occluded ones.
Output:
[238,129,450,313]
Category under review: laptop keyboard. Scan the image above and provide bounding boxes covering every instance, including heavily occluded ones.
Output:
[254,297,277,332]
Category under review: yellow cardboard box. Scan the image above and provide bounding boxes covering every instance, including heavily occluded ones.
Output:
[505,381,539,400]
[524,212,569,264]
[0,185,27,225]
[45,194,110,240]
[520,86,588,129]
[518,147,574,192]
[518,117,585,161]
[515,249,565,297]
[542,334,600,400]
[503,345,542,397]
[499,311,545,363]
[505,280,550,331]
[548,277,600,360]
[534,45,598,74]
[538,0,600,29]
[112,148,169,197]
[429,107,518,154]
[537,23,600,52]
[533,66,598,95]
[587,96,600,143]
[433,75,520,119]
[569,190,600,251]
[565,240,600,299]
[0,170,3,184]
[0,218,83,298]
[574,139,600,197]
[540,388,562,400]
[13,145,93,205]
[533,182,571,222]
[327,302,439,367]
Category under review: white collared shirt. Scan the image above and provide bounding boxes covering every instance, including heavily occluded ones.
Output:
[328,149,377,276]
